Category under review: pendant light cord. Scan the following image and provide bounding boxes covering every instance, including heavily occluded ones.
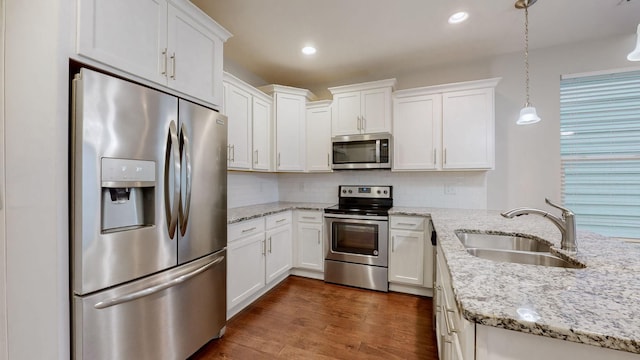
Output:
[524,3,531,107]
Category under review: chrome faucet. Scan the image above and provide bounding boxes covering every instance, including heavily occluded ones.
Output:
[501,198,577,252]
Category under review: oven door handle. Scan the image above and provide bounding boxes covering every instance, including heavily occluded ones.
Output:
[323,213,388,221]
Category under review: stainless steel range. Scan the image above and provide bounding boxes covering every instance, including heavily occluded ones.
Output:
[324,185,392,292]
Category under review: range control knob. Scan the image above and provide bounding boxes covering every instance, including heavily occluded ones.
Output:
[383,190,388,194]
[342,189,347,194]
[348,190,353,194]
[377,190,381,194]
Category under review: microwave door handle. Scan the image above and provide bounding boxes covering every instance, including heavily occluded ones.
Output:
[375,139,381,163]
[178,122,192,236]
[165,121,180,239]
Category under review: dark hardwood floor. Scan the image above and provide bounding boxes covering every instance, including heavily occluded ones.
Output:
[190,276,438,359]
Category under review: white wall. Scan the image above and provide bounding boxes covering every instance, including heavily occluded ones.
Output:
[5,0,72,358]
[277,171,488,209]
[228,172,279,208]
[0,0,7,358]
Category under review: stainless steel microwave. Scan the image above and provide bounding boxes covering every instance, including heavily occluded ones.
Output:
[332,133,392,170]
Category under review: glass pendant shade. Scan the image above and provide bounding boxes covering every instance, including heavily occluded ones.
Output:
[517,106,541,125]
[628,24,640,62]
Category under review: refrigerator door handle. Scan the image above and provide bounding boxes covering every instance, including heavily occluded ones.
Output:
[93,254,225,310]
[165,121,181,238]
[179,122,192,236]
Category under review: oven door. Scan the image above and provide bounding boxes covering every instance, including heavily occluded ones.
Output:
[324,214,388,267]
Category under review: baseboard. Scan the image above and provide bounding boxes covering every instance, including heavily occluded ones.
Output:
[389,282,433,297]
[290,268,324,280]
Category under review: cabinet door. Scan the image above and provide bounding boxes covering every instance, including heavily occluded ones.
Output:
[77,0,168,84]
[167,4,224,105]
[252,97,271,171]
[442,88,495,169]
[275,93,306,171]
[389,229,425,285]
[265,225,293,283]
[306,106,332,172]
[361,87,392,134]
[393,94,442,170]
[227,232,266,310]
[224,83,252,170]
[331,92,361,135]
[297,223,323,271]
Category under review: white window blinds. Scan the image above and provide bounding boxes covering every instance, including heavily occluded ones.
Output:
[560,70,640,239]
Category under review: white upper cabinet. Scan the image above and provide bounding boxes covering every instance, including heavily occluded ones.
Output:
[392,78,500,171]
[442,87,495,170]
[393,94,442,170]
[306,101,332,172]
[223,82,252,170]
[252,97,271,171]
[329,79,396,136]
[223,72,273,171]
[77,0,231,106]
[260,85,314,172]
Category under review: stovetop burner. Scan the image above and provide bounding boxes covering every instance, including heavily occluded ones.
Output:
[324,185,393,216]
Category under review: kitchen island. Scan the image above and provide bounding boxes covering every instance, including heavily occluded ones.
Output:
[391,207,640,358]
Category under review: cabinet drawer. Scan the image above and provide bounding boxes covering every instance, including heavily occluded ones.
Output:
[228,218,265,242]
[296,210,323,223]
[266,211,292,229]
[390,216,426,231]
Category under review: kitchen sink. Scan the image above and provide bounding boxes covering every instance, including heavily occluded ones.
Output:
[465,248,584,269]
[455,231,551,252]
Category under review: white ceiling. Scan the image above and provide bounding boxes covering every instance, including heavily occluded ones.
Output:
[192,0,640,88]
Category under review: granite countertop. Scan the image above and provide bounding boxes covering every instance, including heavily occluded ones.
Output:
[390,207,640,354]
[227,201,334,224]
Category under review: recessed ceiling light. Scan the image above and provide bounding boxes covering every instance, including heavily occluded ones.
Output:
[302,46,317,55]
[448,11,469,24]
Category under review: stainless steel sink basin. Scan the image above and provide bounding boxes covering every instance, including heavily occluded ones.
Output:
[455,231,551,252]
[465,248,584,269]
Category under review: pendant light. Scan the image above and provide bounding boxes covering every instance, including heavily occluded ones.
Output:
[515,0,541,125]
[628,24,640,61]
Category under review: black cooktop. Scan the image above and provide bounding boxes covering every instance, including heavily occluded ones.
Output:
[324,185,393,216]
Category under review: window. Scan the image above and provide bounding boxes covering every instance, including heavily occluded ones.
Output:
[560,69,640,239]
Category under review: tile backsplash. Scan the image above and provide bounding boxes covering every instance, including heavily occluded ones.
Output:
[228,170,488,209]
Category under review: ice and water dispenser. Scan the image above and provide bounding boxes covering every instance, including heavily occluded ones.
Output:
[101,158,156,232]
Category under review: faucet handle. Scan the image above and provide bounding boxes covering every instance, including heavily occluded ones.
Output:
[545,198,574,215]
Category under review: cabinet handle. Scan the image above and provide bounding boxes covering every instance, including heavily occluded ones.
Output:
[357,116,361,130]
[241,227,256,233]
[276,218,287,223]
[433,149,436,165]
[277,153,281,167]
[444,148,447,165]
[161,48,168,76]
[327,153,330,167]
[302,216,315,220]
[317,230,321,245]
[362,117,366,131]
[268,236,272,253]
[254,149,258,164]
[262,239,266,255]
[170,52,176,80]
[231,144,235,162]
[391,236,395,252]
[396,222,415,226]
[445,307,458,333]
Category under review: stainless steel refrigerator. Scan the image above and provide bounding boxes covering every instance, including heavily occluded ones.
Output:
[71,68,227,359]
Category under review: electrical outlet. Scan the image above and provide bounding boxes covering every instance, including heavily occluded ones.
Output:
[444,183,456,195]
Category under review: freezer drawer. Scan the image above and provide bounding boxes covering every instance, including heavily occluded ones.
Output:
[73,251,226,360]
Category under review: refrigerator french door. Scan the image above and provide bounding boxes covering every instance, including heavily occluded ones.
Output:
[71,68,227,360]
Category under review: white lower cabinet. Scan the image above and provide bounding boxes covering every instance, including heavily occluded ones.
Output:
[265,213,293,283]
[227,211,292,318]
[294,211,324,273]
[227,218,265,311]
[388,216,433,295]
[436,242,475,360]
